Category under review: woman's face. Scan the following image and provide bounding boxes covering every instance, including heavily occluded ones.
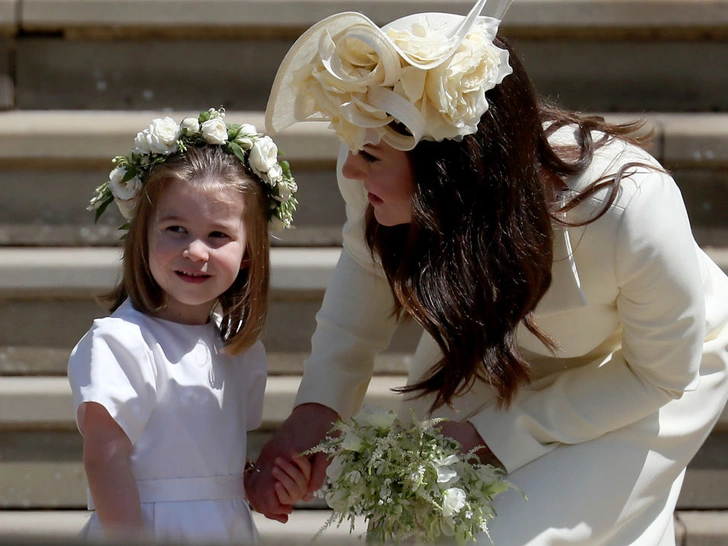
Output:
[341,141,414,226]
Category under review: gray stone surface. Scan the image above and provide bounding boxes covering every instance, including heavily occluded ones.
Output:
[14,38,728,112]
[17,0,728,33]
[678,511,728,546]
[0,0,15,35]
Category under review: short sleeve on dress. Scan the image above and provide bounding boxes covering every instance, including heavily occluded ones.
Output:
[67,317,158,445]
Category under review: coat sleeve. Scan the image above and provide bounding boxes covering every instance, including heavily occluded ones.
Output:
[469,166,706,473]
[294,146,401,420]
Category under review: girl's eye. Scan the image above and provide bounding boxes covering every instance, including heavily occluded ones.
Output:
[166,225,186,234]
[209,231,229,239]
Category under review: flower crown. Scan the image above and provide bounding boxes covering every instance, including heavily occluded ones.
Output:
[88,108,298,231]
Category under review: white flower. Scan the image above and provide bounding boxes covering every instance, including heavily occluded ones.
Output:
[180,117,200,136]
[441,487,466,517]
[421,23,512,141]
[201,117,229,144]
[355,405,397,430]
[235,124,259,150]
[108,166,142,201]
[133,117,180,155]
[248,136,279,179]
[340,430,364,452]
[434,454,460,484]
[114,197,137,220]
[326,454,345,482]
[276,180,293,202]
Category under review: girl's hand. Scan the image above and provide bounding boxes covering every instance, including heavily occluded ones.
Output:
[272,455,312,505]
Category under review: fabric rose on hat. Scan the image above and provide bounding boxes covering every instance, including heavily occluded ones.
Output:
[294,16,510,151]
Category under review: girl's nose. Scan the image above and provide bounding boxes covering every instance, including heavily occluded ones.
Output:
[341,151,364,181]
[182,239,209,261]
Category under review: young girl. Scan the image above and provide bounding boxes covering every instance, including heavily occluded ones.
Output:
[68,108,308,543]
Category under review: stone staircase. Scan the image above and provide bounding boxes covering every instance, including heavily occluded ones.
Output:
[1,0,727,544]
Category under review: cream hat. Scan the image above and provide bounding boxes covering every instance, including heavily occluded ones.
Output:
[265,0,513,151]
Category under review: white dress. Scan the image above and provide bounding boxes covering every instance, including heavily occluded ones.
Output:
[295,132,728,545]
[68,300,266,544]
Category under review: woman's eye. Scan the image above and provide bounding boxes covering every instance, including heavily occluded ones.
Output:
[360,150,378,163]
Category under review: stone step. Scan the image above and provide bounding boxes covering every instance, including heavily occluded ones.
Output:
[5,1,728,112]
[2,246,728,356]
[0,509,726,546]
[16,0,728,37]
[0,246,424,354]
[1,111,727,247]
[0,509,367,545]
[0,373,726,510]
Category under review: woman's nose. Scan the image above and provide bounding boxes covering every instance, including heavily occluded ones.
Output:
[341,152,364,181]
[182,239,209,261]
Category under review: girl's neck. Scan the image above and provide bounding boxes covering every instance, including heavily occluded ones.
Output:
[150,302,214,326]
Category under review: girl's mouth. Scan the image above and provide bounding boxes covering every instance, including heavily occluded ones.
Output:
[175,271,211,284]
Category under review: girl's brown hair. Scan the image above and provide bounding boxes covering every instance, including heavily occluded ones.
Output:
[101,145,270,355]
[365,37,653,412]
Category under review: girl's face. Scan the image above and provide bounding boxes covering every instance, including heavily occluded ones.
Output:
[147,179,248,325]
[341,141,414,226]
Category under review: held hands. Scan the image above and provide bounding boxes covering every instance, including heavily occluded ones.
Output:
[244,403,339,522]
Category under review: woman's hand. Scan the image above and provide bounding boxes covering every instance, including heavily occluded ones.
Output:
[438,419,504,469]
[245,403,339,522]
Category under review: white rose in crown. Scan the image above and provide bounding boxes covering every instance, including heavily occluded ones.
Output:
[108,166,142,201]
[180,117,200,136]
[114,197,137,220]
[249,136,280,182]
[276,180,293,202]
[201,118,229,144]
[234,124,259,150]
[133,117,181,155]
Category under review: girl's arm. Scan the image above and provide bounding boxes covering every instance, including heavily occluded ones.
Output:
[82,402,144,537]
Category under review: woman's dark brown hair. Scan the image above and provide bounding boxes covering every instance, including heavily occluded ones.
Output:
[101,145,271,355]
[365,37,653,411]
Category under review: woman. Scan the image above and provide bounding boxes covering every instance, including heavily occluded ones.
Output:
[246,0,728,543]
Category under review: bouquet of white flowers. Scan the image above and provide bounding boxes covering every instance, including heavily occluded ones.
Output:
[305,405,514,545]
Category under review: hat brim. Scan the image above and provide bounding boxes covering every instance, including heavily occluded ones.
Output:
[266,12,377,135]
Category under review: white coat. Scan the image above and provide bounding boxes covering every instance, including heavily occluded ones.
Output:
[296,127,728,545]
